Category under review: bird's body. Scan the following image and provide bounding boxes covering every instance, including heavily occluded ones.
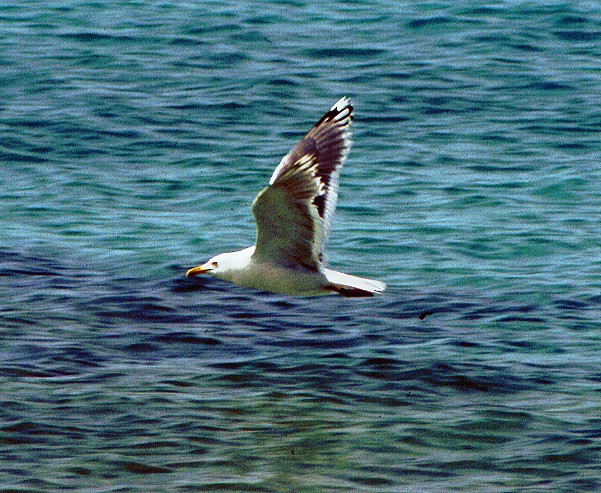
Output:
[187,97,386,297]
[201,246,328,296]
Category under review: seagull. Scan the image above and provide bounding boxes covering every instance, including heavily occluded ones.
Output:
[187,97,386,297]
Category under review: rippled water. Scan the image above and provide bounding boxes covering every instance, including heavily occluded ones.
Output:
[1,1,601,492]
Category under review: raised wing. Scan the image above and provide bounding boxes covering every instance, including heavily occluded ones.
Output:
[251,97,354,270]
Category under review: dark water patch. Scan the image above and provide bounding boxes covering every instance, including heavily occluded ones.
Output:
[350,475,396,487]
[206,51,250,67]
[168,36,208,47]
[118,461,172,474]
[427,457,495,474]
[577,420,601,439]
[406,16,453,29]
[61,371,125,385]
[94,304,159,321]
[524,80,573,91]
[1,419,87,446]
[461,301,540,321]
[181,483,268,492]
[361,356,402,369]
[554,298,588,311]
[479,408,534,429]
[95,128,142,140]
[215,370,272,389]
[167,101,210,111]
[0,148,50,164]
[0,314,39,328]
[56,31,146,44]
[450,339,480,349]
[174,270,253,293]
[0,365,70,379]
[502,339,562,355]
[553,30,601,42]
[496,315,547,324]
[160,379,195,389]
[92,299,196,325]
[50,346,106,368]
[267,77,298,88]
[477,131,520,143]
[229,309,270,321]
[355,393,411,408]
[65,466,92,476]
[568,478,601,491]
[152,331,221,346]
[509,41,543,52]
[459,5,503,15]
[0,251,63,278]
[302,47,386,59]
[170,277,217,293]
[0,265,57,277]
[556,14,589,26]
[415,424,514,449]
[422,362,530,394]
[2,480,62,493]
[552,140,596,151]
[268,298,298,310]
[143,302,176,313]
[542,448,594,465]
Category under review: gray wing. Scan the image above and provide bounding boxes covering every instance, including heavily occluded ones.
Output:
[251,97,354,270]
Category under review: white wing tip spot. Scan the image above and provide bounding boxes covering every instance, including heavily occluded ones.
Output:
[333,96,350,110]
[330,97,353,123]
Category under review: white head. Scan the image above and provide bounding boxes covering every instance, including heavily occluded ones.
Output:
[186,247,254,282]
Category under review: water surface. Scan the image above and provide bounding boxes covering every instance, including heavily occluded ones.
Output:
[1,1,600,491]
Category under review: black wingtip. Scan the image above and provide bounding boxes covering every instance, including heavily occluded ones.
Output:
[314,97,354,128]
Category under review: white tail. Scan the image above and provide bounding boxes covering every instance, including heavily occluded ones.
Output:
[324,269,386,297]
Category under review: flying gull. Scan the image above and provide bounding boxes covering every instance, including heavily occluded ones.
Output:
[187,97,386,297]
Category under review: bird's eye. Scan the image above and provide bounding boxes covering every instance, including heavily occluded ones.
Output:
[211,261,218,268]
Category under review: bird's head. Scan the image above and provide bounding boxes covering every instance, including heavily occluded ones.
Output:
[186,252,228,279]
[186,247,254,281]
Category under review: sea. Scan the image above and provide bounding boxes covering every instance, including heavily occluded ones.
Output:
[1,1,600,492]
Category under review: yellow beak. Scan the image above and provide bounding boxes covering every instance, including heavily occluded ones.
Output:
[186,265,211,278]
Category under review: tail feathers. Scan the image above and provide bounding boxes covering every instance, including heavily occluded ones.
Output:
[324,269,386,297]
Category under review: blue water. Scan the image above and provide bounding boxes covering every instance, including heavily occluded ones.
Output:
[1,1,601,491]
